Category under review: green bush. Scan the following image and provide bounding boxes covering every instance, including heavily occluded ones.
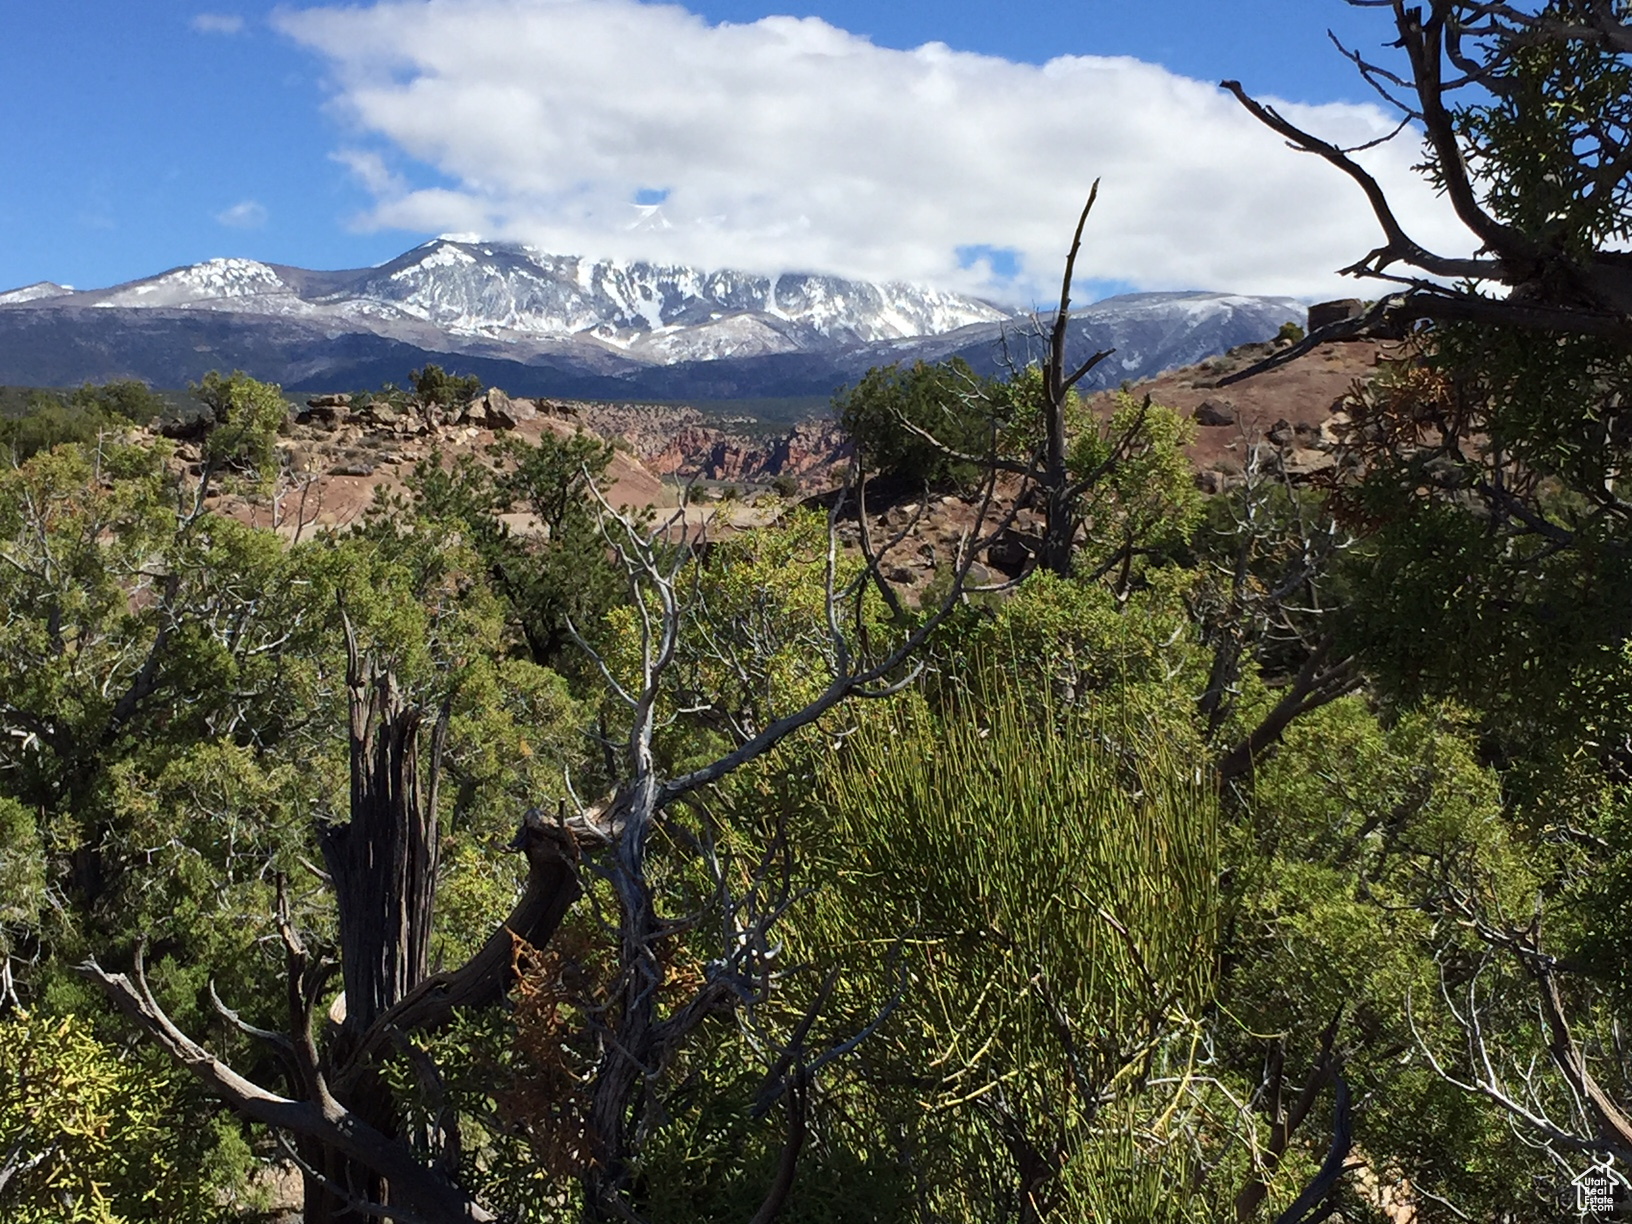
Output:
[189,370,290,490]
[0,379,164,462]
[0,1008,256,1222]
[409,362,484,408]
[836,358,999,488]
[67,379,167,425]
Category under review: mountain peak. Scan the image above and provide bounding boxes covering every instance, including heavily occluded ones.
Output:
[40,242,1014,358]
[0,245,1302,404]
[0,281,73,306]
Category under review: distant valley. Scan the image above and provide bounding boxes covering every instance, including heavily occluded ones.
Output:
[0,239,1304,406]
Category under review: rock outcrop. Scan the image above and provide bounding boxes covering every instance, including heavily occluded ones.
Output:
[560,403,850,488]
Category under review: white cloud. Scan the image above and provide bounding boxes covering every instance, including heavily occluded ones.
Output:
[274,0,1473,302]
[192,13,246,34]
[214,199,269,228]
[330,148,405,197]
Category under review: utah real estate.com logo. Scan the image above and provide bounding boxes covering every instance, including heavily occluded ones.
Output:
[1571,1159,1624,1219]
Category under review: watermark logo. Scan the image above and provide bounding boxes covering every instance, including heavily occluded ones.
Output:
[1571,1158,1625,1220]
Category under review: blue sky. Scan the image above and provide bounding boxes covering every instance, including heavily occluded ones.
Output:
[0,1,1463,302]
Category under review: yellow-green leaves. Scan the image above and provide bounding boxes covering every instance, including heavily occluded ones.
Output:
[0,798,44,954]
[807,685,1217,1219]
[1073,393,1204,577]
[0,1009,246,1223]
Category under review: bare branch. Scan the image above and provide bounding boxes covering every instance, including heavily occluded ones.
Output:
[1270,1075,1353,1224]
[78,949,498,1222]
[1217,636,1363,784]
[1220,80,1499,282]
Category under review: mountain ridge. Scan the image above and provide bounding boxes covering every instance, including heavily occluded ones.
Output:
[0,242,1305,405]
[42,240,1014,360]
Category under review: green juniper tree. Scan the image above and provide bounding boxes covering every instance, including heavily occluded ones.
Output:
[1221,3,1632,1209]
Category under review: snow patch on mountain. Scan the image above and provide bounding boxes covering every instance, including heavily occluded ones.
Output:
[0,241,1308,398]
[289,240,1017,358]
[393,242,476,275]
[0,282,73,306]
[96,258,292,308]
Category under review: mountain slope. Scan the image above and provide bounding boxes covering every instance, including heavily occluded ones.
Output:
[0,242,1304,404]
[45,240,1010,362]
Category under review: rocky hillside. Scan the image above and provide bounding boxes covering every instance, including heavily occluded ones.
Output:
[1084,334,1388,492]
[193,331,1378,601]
[563,401,848,486]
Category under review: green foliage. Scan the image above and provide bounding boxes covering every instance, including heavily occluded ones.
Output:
[0,380,166,464]
[0,439,176,815]
[836,358,998,488]
[352,380,410,412]
[1334,313,1632,1072]
[1070,393,1204,578]
[66,380,167,426]
[1334,3,1632,826]
[1230,696,1556,1216]
[1458,3,1632,256]
[947,567,1208,718]
[188,370,290,491]
[1,393,132,463]
[596,510,884,781]
[0,797,45,955]
[839,362,1199,585]
[792,683,1219,1221]
[9,48,1628,1205]
[366,426,623,677]
[1276,320,1305,344]
[0,1008,256,1222]
[409,362,484,408]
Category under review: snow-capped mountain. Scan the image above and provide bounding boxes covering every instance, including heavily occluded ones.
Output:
[0,241,1305,404]
[53,239,1012,363]
[0,282,74,306]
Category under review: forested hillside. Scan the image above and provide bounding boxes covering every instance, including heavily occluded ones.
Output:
[3,4,1631,1222]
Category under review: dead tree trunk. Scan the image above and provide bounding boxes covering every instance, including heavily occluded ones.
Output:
[81,613,592,1223]
[305,622,448,1221]
[1039,181,1115,577]
[569,469,1018,1220]
[324,647,445,1039]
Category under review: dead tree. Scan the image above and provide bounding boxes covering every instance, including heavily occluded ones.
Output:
[1190,432,1362,784]
[567,466,1018,1221]
[1037,182,1119,575]
[1232,1013,1349,1222]
[1218,0,1632,387]
[80,459,1015,1222]
[887,184,1147,578]
[81,615,586,1223]
[1410,893,1632,1175]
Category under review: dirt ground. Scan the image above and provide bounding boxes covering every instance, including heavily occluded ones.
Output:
[1084,337,1392,477]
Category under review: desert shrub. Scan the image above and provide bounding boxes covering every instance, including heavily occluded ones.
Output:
[836,358,999,488]
[410,362,484,407]
[0,1008,257,1222]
